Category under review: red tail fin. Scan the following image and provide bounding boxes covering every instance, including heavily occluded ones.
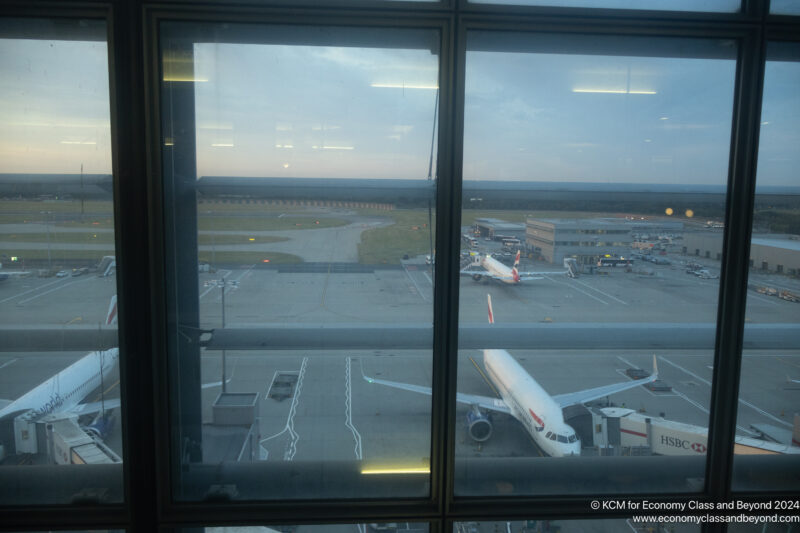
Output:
[487,294,494,324]
[106,295,118,325]
[514,250,521,268]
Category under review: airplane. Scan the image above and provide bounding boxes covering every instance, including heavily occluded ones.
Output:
[362,294,658,457]
[0,298,120,424]
[0,294,229,428]
[460,250,574,284]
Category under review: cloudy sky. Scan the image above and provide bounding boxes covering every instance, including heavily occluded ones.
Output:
[0,32,797,187]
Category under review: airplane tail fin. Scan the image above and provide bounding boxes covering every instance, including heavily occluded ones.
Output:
[106,295,118,325]
[511,251,521,282]
[487,294,494,324]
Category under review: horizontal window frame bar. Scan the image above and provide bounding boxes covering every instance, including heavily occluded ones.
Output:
[196,323,800,351]
[3,323,797,352]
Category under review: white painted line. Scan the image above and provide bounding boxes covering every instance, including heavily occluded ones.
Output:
[259,357,308,460]
[0,278,65,304]
[345,357,363,460]
[545,276,609,305]
[661,357,792,429]
[199,269,230,299]
[403,265,428,303]
[572,278,628,305]
[17,277,95,305]
[671,389,755,435]
[423,271,433,286]
[0,358,18,371]
[285,356,308,460]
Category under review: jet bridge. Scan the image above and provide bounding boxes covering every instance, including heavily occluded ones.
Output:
[2,410,120,464]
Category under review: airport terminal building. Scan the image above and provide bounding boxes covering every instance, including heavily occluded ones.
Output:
[472,218,526,241]
[526,217,683,265]
[683,231,800,275]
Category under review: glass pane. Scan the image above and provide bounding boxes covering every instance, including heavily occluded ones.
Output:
[0,18,122,505]
[733,41,800,492]
[456,520,699,532]
[160,22,439,501]
[771,0,800,15]
[467,0,739,13]
[456,32,736,496]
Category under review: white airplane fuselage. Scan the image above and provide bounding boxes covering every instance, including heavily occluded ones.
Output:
[0,348,119,420]
[479,255,520,284]
[482,348,581,457]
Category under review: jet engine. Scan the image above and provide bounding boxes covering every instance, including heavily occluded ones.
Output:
[472,274,483,282]
[82,412,116,440]
[466,404,492,442]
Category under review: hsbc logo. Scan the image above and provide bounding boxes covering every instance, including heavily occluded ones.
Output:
[661,435,707,453]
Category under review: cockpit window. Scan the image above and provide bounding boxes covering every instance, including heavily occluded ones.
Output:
[568,434,578,443]
[557,435,569,443]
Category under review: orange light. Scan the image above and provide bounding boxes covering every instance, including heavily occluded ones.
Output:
[262,259,270,263]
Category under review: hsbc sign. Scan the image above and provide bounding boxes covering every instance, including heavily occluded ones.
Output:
[659,435,707,454]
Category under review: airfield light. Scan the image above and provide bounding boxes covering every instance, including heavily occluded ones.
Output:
[249,238,255,241]
[262,259,270,263]
[685,209,695,218]
[11,256,18,261]
[665,207,674,216]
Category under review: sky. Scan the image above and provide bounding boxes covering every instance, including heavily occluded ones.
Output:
[0,38,112,175]
[0,33,798,188]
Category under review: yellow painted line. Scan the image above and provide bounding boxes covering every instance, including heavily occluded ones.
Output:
[469,356,500,398]
[92,379,120,402]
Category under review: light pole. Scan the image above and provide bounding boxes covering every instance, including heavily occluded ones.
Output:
[203,277,239,392]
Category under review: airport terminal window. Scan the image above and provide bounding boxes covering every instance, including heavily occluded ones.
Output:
[2,2,800,533]
[160,21,440,501]
[733,41,800,492]
[0,18,123,506]
[456,31,735,496]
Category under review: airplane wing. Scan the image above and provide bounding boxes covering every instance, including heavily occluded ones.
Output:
[70,398,121,416]
[551,355,658,408]
[362,374,511,415]
[202,377,232,389]
[517,270,567,277]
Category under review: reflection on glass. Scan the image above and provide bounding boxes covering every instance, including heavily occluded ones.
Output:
[467,0,739,13]
[734,43,800,492]
[455,33,736,495]
[456,520,699,533]
[161,23,439,500]
[0,20,122,505]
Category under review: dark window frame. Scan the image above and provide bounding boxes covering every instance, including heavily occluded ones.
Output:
[1,0,798,530]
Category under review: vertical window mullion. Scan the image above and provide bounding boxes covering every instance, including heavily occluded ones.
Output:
[705,27,766,502]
